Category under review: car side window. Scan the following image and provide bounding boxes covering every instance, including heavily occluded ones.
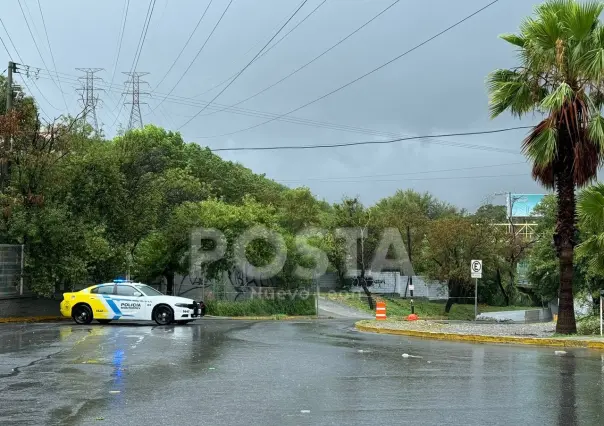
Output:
[91,285,114,295]
[116,285,138,297]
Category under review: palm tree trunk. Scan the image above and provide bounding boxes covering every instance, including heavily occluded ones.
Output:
[554,130,577,335]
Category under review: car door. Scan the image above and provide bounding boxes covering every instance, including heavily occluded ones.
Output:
[114,285,147,320]
[90,284,117,319]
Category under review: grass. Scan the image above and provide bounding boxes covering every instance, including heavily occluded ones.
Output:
[322,292,534,321]
[205,296,316,317]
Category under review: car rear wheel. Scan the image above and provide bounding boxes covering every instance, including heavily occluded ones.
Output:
[97,319,112,324]
[72,304,93,325]
[176,320,193,325]
[153,305,174,325]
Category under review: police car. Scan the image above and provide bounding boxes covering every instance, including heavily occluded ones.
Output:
[60,280,206,325]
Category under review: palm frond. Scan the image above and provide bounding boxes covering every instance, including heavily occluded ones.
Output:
[520,12,562,52]
[563,1,604,41]
[522,119,557,187]
[577,182,604,227]
[540,82,575,112]
[577,24,604,79]
[500,33,526,48]
[535,0,573,16]
[587,114,604,149]
[577,234,604,274]
[487,69,535,118]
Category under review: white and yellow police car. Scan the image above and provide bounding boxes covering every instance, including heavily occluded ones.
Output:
[60,280,206,325]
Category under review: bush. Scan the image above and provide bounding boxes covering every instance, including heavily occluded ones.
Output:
[577,315,601,335]
[205,295,316,317]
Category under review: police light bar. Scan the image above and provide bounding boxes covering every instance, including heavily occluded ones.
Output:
[113,279,130,283]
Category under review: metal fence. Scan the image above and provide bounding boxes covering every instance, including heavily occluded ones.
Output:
[0,244,24,297]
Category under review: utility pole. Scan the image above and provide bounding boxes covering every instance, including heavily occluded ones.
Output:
[407,225,414,315]
[76,68,104,133]
[2,61,17,191]
[123,72,149,130]
[6,61,14,112]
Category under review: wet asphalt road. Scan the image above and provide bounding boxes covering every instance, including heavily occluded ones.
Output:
[1,319,604,426]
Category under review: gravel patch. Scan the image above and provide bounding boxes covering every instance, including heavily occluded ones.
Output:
[363,320,557,338]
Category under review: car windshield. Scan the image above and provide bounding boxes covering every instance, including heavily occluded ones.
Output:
[135,285,164,297]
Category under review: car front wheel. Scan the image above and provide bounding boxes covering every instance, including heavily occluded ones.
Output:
[72,304,93,325]
[153,305,174,325]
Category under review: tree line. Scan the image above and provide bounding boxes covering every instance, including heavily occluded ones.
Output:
[0,76,539,309]
[4,76,598,318]
[6,0,604,337]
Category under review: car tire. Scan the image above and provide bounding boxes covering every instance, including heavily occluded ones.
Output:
[72,304,93,325]
[176,320,193,325]
[153,305,174,325]
[97,319,112,324]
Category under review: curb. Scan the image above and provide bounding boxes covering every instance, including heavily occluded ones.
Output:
[0,316,68,324]
[354,322,604,350]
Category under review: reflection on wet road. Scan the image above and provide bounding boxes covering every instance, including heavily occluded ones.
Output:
[1,320,603,425]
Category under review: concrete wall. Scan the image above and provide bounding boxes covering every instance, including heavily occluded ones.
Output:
[0,297,60,318]
[476,308,552,323]
[348,272,449,300]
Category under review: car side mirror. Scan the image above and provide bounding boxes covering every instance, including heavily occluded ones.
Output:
[133,291,142,297]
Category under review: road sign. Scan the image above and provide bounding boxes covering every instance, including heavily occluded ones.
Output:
[471,260,482,279]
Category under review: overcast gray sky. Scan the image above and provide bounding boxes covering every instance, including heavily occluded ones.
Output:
[1,0,551,211]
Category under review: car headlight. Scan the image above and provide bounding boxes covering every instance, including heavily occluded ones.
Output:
[175,303,190,308]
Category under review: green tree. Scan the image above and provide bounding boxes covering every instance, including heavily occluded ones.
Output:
[487,0,604,333]
[474,204,507,223]
[575,184,604,299]
[528,194,600,303]
[421,216,502,313]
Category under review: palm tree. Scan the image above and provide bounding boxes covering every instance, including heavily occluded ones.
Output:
[488,0,604,334]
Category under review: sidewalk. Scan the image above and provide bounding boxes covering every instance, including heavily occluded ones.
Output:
[355,320,604,349]
[318,296,374,319]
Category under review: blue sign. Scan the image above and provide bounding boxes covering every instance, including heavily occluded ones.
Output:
[508,194,546,218]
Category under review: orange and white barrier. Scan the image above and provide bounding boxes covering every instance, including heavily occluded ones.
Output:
[375,301,386,320]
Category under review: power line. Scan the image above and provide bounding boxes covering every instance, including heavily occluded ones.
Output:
[14,75,51,120]
[277,172,528,184]
[33,69,533,157]
[35,0,69,113]
[35,68,411,138]
[152,0,214,91]
[33,69,529,151]
[250,0,328,64]
[37,68,412,137]
[199,0,401,119]
[277,162,527,182]
[16,0,64,100]
[152,0,235,111]
[190,0,501,137]
[0,34,11,60]
[109,0,131,90]
[208,126,532,152]
[0,18,55,117]
[130,0,157,73]
[177,0,310,128]
[191,0,327,100]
